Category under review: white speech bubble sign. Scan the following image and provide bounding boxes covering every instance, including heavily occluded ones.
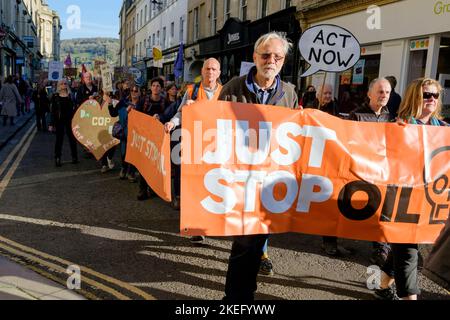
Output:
[299,24,361,77]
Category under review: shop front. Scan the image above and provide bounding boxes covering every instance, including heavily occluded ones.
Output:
[197,7,301,86]
[305,0,450,117]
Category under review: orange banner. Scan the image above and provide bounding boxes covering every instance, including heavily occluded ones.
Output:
[180,101,450,244]
[126,110,172,202]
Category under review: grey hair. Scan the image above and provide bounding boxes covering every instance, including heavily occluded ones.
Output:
[368,77,391,92]
[254,32,292,55]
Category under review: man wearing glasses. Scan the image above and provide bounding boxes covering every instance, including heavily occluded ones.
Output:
[219,32,298,301]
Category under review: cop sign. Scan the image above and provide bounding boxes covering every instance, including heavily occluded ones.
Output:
[72,99,120,160]
[299,24,361,77]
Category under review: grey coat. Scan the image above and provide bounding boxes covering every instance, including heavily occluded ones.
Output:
[0,83,22,117]
[423,218,450,290]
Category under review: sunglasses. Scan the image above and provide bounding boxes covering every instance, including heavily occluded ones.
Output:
[256,52,285,62]
[423,92,439,100]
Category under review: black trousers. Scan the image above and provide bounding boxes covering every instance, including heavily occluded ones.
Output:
[381,243,420,298]
[224,234,268,301]
[36,112,47,131]
[101,147,116,166]
[55,121,77,159]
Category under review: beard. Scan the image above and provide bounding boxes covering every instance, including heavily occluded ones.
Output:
[257,64,279,79]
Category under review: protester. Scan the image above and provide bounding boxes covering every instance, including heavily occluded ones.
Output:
[385,76,402,120]
[300,85,316,108]
[423,216,450,291]
[165,58,223,237]
[314,84,339,115]
[374,77,448,300]
[219,32,298,301]
[0,75,23,126]
[76,72,98,107]
[32,80,50,131]
[106,85,142,182]
[48,79,78,167]
[137,77,166,201]
[349,78,393,266]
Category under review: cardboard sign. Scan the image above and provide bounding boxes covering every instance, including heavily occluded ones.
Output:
[125,110,172,201]
[48,61,64,81]
[299,24,361,77]
[180,101,450,244]
[100,63,114,93]
[64,67,78,77]
[72,99,120,160]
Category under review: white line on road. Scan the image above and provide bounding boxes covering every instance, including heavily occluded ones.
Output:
[0,127,37,199]
[0,214,163,242]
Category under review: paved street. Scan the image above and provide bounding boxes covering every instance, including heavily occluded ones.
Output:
[0,120,448,300]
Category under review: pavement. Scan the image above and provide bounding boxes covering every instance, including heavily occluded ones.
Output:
[0,108,35,151]
[0,107,85,300]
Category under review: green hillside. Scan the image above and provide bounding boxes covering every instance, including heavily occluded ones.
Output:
[60,38,120,67]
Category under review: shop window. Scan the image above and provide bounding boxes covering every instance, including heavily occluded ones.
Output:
[407,50,427,84]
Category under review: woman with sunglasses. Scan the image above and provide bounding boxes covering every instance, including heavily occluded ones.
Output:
[106,85,143,182]
[374,78,448,300]
[49,79,78,167]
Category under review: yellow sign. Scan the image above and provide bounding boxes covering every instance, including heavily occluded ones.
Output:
[153,47,163,61]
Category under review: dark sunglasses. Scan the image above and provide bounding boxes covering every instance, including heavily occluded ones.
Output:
[423,92,439,100]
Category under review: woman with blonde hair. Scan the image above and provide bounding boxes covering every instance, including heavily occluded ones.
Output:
[398,78,447,126]
[49,79,78,167]
[375,78,448,300]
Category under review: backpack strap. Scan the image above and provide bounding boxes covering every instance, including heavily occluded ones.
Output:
[191,82,201,101]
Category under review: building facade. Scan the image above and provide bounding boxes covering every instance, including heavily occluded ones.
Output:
[0,0,60,80]
[299,0,450,114]
[184,0,301,83]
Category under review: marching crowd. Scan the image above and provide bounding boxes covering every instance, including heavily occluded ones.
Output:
[1,31,448,301]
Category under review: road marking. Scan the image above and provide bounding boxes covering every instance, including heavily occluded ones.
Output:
[0,241,131,300]
[0,127,36,199]
[0,124,35,179]
[0,214,163,242]
[0,235,156,300]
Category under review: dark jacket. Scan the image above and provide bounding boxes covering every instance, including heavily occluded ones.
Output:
[50,94,75,126]
[423,217,450,290]
[76,83,98,107]
[348,104,392,122]
[386,90,402,119]
[219,67,298,109]
[312,99,339,116]
[32,88,50,115]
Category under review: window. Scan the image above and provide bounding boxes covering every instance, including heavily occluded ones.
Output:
[211,0,217,34]
[284,0,291,8]
[152,33,155,46]
[240,0,247,20]
[139,42,142,58]
[163,27,166,49]
[137,13,139,29]
[194,8,199,41]
[145,5,148,22]
[157,30,160,46]
[224,0,231,20]
[140,9,143,27]
[260,0,268,18]
[179,16,184,43]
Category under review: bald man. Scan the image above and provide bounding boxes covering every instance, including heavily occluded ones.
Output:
[349,77,393,267]
[164,58,222,133]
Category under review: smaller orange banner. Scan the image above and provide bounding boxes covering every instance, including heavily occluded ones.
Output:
[126,110,172,202]
[72,99,120,160]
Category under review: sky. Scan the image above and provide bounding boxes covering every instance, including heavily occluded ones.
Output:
[46,0,122,40]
